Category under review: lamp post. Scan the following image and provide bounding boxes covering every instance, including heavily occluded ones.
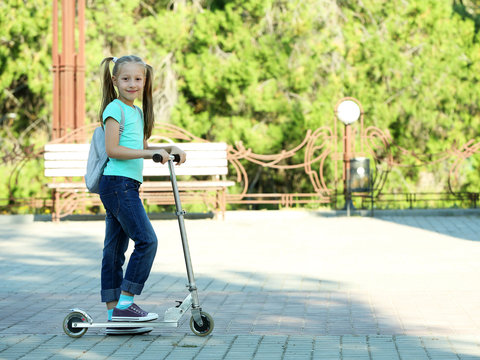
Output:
[335,98,362,216]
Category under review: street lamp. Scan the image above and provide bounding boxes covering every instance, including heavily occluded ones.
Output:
[335,98,362,216]
[336,99,361,125]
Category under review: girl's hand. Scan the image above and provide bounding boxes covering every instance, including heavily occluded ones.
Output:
[148,149,170,164]
[170,146,187,165]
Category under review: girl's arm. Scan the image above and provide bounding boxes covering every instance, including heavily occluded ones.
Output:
[144,140,187,165]
[104,118,169,162]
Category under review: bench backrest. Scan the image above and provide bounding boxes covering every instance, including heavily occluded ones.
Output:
[44,142,228,177]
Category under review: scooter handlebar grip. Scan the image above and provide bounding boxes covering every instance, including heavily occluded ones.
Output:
[153,153,181,163]
[152,153,163,163]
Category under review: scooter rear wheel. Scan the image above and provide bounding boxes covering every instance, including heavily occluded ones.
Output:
[190,311,214,337]
[63,311,88,338]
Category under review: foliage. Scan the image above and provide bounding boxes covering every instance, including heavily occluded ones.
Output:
[0,0,51,205]
[0,0,52,131]
[1,0,480,212]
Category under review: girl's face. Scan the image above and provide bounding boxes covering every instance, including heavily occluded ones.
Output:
[112,62,146,106]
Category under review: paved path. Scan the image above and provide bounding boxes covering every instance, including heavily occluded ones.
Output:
[0,211,480,359]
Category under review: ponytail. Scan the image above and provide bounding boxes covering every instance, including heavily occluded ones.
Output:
[99,57,117,126]
[142,64,154,140]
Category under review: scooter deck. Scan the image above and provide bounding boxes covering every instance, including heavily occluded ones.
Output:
[72,319,184,329]
[71,293,193,329]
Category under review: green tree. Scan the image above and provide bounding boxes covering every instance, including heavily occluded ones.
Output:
[1,0,480,211]
[0,0,51,204]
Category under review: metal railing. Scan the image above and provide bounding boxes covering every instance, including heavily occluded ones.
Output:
[2,113,479,216]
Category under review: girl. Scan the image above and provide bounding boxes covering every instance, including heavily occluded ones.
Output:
[98,55,186,334]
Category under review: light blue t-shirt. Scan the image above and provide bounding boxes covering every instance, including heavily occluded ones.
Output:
[102,99,144,183]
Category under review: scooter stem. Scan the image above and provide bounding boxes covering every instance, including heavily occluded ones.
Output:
[167,159,201,310]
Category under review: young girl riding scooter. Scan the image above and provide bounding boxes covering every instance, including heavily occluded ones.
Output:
[98,55,186,334]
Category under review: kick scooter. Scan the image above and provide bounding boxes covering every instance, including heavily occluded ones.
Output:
[62,154,214,337]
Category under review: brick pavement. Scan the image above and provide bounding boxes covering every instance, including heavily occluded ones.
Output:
[0,211,480,359]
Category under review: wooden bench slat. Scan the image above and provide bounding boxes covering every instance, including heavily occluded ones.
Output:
[47,182,87,189]
[44,153,90,161]
[48,180,235,190]
[44,150,228,161]
[44,142,227,152]
[145,167,229,176]
[45,167,228,177]
[141,180,235,189]
[44,144,91,152]
[45,158,228,170]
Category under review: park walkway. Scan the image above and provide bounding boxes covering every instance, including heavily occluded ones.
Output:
[0,210,480,359]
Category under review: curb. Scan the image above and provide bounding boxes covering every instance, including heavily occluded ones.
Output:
[0,214,34,225]
[0,208,478,225]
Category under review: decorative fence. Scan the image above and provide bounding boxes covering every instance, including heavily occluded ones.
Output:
[1,98,479,216]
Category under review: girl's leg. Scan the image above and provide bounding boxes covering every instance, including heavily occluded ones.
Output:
[106,178,158,321]
[101,208,129,305]
[99,175,157,324]
[114,180,158,295]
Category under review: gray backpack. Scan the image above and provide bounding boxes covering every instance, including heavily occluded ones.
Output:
[85,102,141,193]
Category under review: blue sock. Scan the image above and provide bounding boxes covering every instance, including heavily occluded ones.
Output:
[116,294,134,310]
[107,309,113,321]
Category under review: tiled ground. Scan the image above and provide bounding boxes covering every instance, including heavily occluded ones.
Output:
[1,211,480,359]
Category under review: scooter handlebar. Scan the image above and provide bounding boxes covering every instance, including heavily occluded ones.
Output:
[152,153,181,163]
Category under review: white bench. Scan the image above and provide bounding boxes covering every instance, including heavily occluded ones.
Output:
[44,142,234,221]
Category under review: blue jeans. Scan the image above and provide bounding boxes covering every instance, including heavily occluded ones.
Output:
[99,175,158,303]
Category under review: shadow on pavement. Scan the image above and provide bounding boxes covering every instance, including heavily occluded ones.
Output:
[0,217,480,359]
[375,214,480,242]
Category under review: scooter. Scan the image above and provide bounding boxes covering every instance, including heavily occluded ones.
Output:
[62,154,214,338]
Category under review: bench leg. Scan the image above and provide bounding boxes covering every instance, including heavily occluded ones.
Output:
[218,189,226,220]
[52,189,60,222]
[371,191,375,217]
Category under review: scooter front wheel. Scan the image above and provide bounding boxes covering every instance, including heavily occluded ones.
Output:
[190,311,214,337]
[63,311,88,338]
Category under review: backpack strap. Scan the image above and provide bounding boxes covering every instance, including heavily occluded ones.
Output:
[116,102,126,135]
[115,103,142,136]
[134,105,143,121]
[109,102,141,138]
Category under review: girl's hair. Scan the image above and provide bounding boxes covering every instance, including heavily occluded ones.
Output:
[99,55,155,139]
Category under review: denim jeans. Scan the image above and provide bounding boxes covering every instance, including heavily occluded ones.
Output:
[99,175,158,303]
